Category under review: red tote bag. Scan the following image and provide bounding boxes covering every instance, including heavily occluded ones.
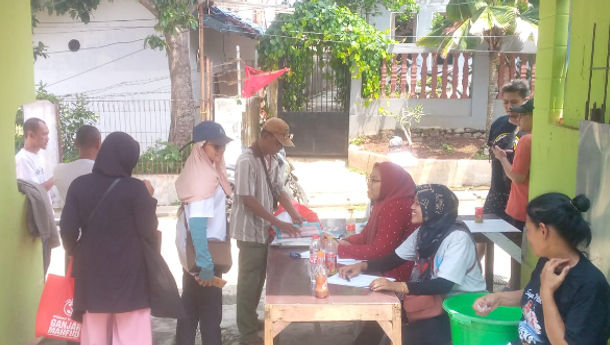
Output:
[35,259,80,341]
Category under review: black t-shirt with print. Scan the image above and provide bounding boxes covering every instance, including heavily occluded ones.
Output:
[514,256,610,345]
[484,115,518,218]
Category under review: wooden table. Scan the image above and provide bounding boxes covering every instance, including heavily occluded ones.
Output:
[264,247,402,345]
[460,214,522,291]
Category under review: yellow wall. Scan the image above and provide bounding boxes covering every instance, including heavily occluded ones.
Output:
[0,1,42,344]
[527,0,610,283]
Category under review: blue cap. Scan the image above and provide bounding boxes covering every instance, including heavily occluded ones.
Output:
[192,121,232,145]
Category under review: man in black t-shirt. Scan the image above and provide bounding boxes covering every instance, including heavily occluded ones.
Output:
[484,80,529,221]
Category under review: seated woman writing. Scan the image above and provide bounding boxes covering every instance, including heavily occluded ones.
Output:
[336,161,418,282]
[335,162,418,344]
[474,193,610,345]
[339,184,485,345]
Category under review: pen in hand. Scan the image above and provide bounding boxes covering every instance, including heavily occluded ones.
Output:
[345,275,350,282]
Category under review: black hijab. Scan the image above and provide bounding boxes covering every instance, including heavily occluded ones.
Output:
[93,132,140,177]
[415,184,460,260]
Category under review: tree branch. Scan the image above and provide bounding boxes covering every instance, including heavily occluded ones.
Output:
[138,0,159,17]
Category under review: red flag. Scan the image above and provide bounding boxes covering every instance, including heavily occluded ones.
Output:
[242,65,290,98]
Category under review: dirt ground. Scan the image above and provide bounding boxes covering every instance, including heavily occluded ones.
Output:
[353,129,488,160]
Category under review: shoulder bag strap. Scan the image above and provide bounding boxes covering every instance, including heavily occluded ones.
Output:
[85,178,121,228]
[258,155,279,211]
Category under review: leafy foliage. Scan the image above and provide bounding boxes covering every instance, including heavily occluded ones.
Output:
[30,0,102,24]
[258,0,395,110]
[59,95,99,162]
[152,0,197,33]
[33,41,49,60]
[334,0,418,17]
[14,83,98,161]
[135,141,185,174]
[141,0,198,51]
[144,35,168,51]
[417,0,539,58]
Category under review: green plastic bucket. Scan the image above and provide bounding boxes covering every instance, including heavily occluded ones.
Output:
[443,293,521,345]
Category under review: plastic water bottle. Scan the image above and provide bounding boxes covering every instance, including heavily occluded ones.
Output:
[309,235,321,282]
[324,235,338,275]
[314,251,329,298]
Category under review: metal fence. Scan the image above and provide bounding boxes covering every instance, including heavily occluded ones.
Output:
[60,98,185,174]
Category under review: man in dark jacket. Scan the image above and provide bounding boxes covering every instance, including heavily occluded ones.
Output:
[483,80,529,219]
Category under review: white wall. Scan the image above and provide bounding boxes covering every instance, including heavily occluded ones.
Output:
[349,52,507,138]
[414,0,449,39]
[33,0,171,99]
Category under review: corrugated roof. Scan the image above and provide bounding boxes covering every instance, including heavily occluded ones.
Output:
[204,5,263,38]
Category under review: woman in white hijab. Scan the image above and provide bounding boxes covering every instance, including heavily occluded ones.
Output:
[174,121,232,345]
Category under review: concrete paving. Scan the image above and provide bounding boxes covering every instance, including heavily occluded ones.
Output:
[40,159,510,345]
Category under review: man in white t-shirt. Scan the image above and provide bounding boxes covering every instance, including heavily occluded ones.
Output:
[53,125,101,207]
[15,117,54,190]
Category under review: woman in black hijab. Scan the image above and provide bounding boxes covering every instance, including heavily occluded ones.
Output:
[60,132,158,345]
[340,184,485,345]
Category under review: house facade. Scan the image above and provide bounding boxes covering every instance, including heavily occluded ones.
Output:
[33,0,260,151]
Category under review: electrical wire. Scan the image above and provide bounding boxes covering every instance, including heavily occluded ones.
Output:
[48,48,146,86]
[46,38,146,54]
[78,76,170,95]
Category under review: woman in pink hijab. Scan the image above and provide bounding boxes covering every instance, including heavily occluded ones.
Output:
[174,121,232,345]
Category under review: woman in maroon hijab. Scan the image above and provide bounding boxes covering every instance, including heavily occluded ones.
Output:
[337,162,417,345]
[338,161,418,282]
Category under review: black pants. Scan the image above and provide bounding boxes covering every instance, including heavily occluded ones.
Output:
[176,269,223,345]
[403,313,452,345]
[508,218,525,289]
[354,313,452,345]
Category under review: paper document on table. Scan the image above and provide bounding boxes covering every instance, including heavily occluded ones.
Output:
[299,251,361,265]
[463,219,520,233]
[271,237,312,246]
[327,274,394,288]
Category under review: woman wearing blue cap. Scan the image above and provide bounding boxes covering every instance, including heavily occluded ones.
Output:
[175,121,233,345]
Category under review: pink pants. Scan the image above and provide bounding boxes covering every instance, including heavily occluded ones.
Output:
[80,308,152,345]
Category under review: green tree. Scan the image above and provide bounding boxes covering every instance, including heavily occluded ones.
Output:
[258,0,394,111]
[334,0,418,18]
[417,0,538,133]
[139,0,198,148]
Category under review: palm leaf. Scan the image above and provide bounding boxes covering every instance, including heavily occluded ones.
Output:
[416,27,449,48]
[520,7,539,26]
[446,0,477,22]
[441,19,476,57]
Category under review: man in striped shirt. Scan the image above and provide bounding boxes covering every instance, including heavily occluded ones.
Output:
[230,117,303,345]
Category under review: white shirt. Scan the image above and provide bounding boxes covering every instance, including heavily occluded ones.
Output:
[395,228,486,295]
[53,159,95,207]
[185,185,227,241]
[15,148,47,184]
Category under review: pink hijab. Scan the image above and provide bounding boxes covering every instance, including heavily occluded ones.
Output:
[175,142,232,203]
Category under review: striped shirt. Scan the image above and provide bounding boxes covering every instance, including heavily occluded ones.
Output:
[229,148,285,244]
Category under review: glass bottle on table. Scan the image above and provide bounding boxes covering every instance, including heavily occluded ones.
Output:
[324,234,338,276]
[309,235,321,282]
[314,251,329,298]
[345,207,355,237]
